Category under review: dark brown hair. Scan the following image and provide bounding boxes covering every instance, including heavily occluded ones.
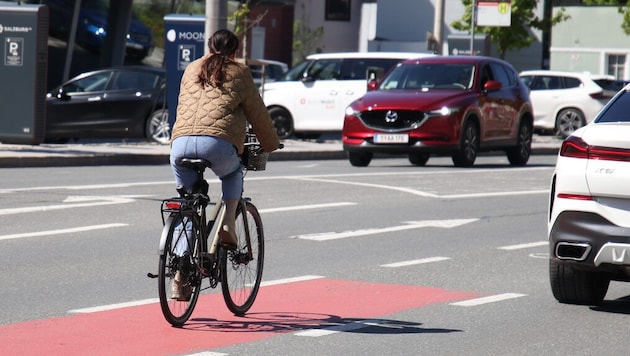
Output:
[197,29,240,87]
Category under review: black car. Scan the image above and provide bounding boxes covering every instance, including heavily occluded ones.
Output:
[46,66,169,144]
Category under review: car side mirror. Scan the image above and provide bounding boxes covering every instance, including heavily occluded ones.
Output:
[300,75,315,83]
[55,87,70,101]
[483,80,502,93]
[367,79,379,92]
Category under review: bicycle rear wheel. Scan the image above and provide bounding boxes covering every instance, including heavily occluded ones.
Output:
[221,201,264,315]
[158,212,202,326]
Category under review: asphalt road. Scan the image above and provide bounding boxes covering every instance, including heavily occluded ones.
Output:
[1,155,629,355]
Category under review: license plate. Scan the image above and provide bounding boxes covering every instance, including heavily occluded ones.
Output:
[374,133,409,144]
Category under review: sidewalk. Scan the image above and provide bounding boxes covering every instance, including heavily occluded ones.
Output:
[0,135,562,168]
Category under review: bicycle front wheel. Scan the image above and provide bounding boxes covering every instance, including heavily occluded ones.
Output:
[158,212,202,326]
[221,201,264,315]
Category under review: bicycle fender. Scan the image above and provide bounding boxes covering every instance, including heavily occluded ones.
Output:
[158,215,177,255]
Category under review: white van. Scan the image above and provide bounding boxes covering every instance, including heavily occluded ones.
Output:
[262,52,433,139]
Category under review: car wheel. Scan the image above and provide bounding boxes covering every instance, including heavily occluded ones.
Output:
[348,151,373,167]
[269,107,294,139]
[146,108,171,144]
[549,259,609,305]
[555,108,585,138]
[506,120,532,166]
[452,121,478,167]
[408,153,430,166]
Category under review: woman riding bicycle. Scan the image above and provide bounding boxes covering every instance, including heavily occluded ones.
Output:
[170,29,280,252]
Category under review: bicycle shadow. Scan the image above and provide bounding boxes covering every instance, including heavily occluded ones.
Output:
[183,311,462,335]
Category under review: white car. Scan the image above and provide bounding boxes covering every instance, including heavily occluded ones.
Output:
[548,85,630,305]
[520,70,615,138]
[262,52,433,139]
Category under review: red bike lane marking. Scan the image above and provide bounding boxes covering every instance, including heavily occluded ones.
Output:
[0,278,478,355]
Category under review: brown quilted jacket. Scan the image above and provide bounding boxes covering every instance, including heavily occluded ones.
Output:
[171,55,280,154]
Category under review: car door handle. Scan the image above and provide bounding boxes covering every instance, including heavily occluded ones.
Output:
[346,90,354,95]
[87,96,101,102]
[329,90,338,96]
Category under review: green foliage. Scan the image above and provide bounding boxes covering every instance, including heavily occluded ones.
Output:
[134,0,205,49]
[229,0,251,38]
[451,0,570,58]
[292,20,324,65]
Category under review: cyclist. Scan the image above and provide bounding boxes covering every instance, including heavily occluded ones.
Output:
[170,29,280,255]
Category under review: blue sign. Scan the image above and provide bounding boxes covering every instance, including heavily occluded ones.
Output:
[163,14,206,127]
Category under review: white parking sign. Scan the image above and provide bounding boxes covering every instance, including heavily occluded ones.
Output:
[178,44,195,70]
[4,37,23,66]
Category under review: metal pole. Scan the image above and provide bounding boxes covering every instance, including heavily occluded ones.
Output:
[434,0,445,54]
[62,0,81,83]
[205,0,228,55]
[470,0,476,55]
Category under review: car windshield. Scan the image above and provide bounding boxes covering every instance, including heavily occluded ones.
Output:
[380,63,475,90]
[596,90,630,123]
[279,60,310,81]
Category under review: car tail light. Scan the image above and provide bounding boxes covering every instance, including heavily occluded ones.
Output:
[560,135,630,161]
[560,136,589,159]
[557,193,593,201]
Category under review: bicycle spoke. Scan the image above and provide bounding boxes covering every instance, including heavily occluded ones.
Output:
[221,201,264,315]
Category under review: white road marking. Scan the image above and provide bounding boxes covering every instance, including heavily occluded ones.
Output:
[184,352,227,356]
[292,219,478,241]
[0,223,128,241]
[441,189,549,199]
[67,276,324,314]
[0,181,173,193]
[498,241,548,250]
[258,202,356,214]
[0,195,146,216]
[381,256,451,268]
[295,319,379,337]
[450,293,527,307]
[260,275,324,287]
[288,176,439,198]
[68,298,159,314]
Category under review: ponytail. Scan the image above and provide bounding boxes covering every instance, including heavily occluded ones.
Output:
[197,29,240,87]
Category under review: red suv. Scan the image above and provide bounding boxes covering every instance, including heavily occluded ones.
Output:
[342,56,534,167]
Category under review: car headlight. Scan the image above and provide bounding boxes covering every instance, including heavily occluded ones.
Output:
[428,106,460,117]
[345,106,360,117]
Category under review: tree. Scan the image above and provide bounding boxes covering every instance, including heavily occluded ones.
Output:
[582,0,630,34]
[451,0,570,59]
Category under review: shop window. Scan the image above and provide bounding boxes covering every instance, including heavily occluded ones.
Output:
[326,0,351,21]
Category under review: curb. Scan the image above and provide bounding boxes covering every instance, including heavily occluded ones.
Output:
[0,145,559,168]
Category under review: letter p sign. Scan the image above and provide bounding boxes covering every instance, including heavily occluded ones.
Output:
[5,37,24,66]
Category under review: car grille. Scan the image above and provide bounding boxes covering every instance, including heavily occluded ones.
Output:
[359,110,424,131]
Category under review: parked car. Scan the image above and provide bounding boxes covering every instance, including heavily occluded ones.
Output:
[262,52,433,139]
[342,55,534,167]
[519,70,614,138]
[46,66,169,144]
[43,0,153,59]
[548,86,630,305]
[246,58,288,89]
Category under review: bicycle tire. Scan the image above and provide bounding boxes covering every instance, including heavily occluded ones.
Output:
[158,212,202,326]
[221,200,264,315]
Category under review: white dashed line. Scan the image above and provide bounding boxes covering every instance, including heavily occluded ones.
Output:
[260,275,324,287]
[68,298,159,314]
[0,223,128,241]
[450,293,527,307]
[295,319,379,337]
[381,256,451,268]
[498,241,548,250]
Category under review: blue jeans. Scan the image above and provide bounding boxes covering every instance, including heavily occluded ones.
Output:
[170,136,243,200]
